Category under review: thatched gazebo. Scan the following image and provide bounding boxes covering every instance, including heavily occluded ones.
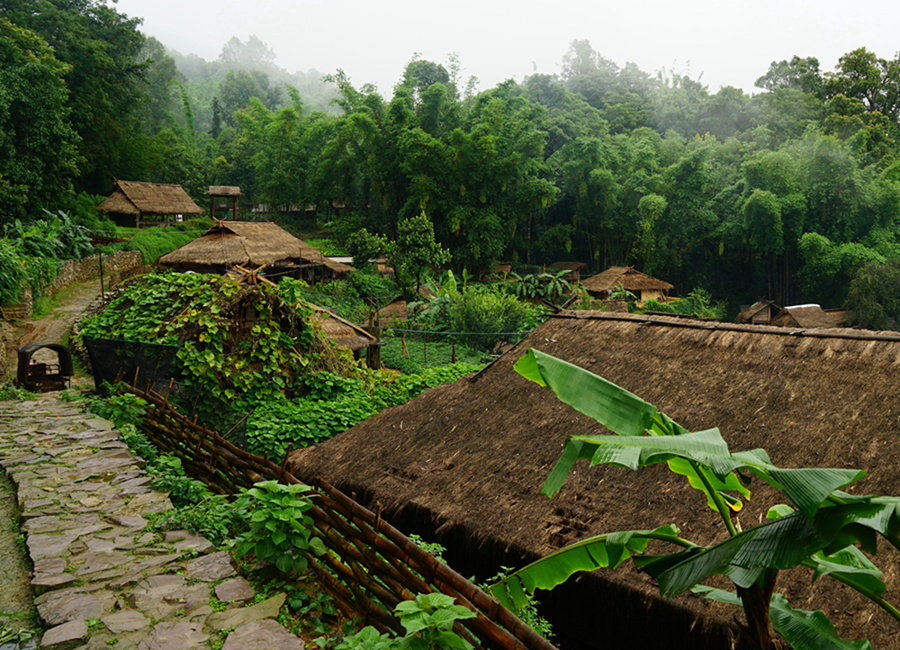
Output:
[96,179,205,228]
[209,186,242,220]
[158,221,351,282]
[580,265,673,303]
[288,313,900,650]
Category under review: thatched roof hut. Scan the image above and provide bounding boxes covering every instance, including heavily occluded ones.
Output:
[736,299,779,325]
[96,180,205,228]
[288,313,900,650]
[770,304,834,328]
[158,221,351,280]
[309,303,376,352]
[581,266,673,303]
[548,261,588,281]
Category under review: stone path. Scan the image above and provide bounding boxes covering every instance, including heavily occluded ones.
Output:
[0,395,305,650]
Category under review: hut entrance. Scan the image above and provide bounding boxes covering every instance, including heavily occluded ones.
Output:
[16,343,73,392]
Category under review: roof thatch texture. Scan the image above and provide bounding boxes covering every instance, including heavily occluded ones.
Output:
[96,180,205,216]
[580,265,673,293]
[548,261,587,272]
[309,303,376,351]
[288,313,900,649]
[771,304,834,328]
[208,186,242,197]
[158,221,328,268]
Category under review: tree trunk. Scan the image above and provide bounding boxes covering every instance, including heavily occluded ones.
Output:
[737,572,778,650]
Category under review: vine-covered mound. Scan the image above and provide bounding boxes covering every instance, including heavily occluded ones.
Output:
[79,272,353,404]
[78,272,481,456]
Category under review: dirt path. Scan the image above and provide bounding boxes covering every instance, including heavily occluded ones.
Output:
[16,279,104,349]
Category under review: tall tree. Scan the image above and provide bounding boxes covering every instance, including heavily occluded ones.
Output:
[0,18,79,222]
[0,0,148,193]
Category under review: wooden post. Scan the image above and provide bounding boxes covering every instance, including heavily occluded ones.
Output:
[401,335,408,359]
[451,342,456,364]
[209,196,215,219]
[98,250,105,305]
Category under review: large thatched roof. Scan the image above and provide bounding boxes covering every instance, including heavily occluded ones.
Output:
[581,266,673,294]
[158,221,328,269]
[96,180,205,216]
[288,313,900,649]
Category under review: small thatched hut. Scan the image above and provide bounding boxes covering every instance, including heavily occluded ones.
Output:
[96,180,205,228]
[736,299,779,325]
[158,221,352,281]
[770,304,834,328]
[288,313,900,650]
[580,266,673,303]
[548,261,588,282]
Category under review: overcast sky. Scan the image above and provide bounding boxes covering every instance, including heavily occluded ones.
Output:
[114,0,900,96]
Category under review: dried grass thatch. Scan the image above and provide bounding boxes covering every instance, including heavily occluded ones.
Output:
[309,303,376,351]
[581,266,673,294]
[289,312,900,649]
[770,304,834,328]
[208,186,242,197]
[158,221,328,270]
[96,180,204,216]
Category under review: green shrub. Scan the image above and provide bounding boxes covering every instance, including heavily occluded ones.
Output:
[449,288,531,352]
[0,239,25,306]
[233,481,326,574]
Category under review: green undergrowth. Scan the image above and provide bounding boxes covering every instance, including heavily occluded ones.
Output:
[379,337,489,375]
[78,272,481,459]
[245,364,480,457]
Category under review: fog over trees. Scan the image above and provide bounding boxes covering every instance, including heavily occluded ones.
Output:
[5,0,900,319]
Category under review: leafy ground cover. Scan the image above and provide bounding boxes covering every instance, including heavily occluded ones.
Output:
[78,272,481,457]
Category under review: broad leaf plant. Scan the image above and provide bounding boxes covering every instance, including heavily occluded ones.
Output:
[489,349,900,650]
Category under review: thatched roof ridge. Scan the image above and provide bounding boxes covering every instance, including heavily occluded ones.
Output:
[581,265,673,293]
[548,261,587,272]
[158,221,326,268]
[209,186,242,196]
[96,180,204,216]
[288,312,900,648]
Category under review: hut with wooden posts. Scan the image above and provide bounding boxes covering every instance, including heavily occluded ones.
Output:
[288,313,900,650]
[580,266,673,303]
[736,299,779,325]
[157,221,352,282]
[96,180,205,228]
[208,186,242,220]
[769,304,837,328]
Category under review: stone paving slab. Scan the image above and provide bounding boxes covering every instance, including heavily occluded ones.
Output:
[0,396,305,650]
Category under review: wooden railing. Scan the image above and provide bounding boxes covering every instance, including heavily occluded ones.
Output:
[121,380,556,650]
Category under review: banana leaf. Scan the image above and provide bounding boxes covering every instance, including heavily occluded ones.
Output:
[641,501,900,596]
[488,524,688,611]
[694,588,873,650]
[519,349,867,519]
[769,594,874,650]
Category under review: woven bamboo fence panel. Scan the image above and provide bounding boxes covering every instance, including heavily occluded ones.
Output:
[121,380,556,650]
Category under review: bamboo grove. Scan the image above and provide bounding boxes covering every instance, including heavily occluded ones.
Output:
[7,1,900,316]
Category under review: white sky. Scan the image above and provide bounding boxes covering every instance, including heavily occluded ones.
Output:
[113,0,900,96]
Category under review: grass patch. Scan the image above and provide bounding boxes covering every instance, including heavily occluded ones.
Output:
[380,336,489,374]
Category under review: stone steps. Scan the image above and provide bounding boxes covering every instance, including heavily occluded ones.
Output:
[0,396,304,650]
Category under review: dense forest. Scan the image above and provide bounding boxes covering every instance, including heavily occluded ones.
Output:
[5,0,900,323]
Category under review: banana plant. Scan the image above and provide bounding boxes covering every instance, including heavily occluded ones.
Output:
[489,349,900,650]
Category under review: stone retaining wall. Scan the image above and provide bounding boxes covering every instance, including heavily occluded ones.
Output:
[48,250,144,293]
[1,250,143,323]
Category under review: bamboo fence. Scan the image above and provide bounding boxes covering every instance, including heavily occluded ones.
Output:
[120,379,556,650]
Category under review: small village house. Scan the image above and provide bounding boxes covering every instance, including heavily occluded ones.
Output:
[157,221,352,283]
[96,180,205,228]
[579,265,673,304]
[736,299,779,325]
